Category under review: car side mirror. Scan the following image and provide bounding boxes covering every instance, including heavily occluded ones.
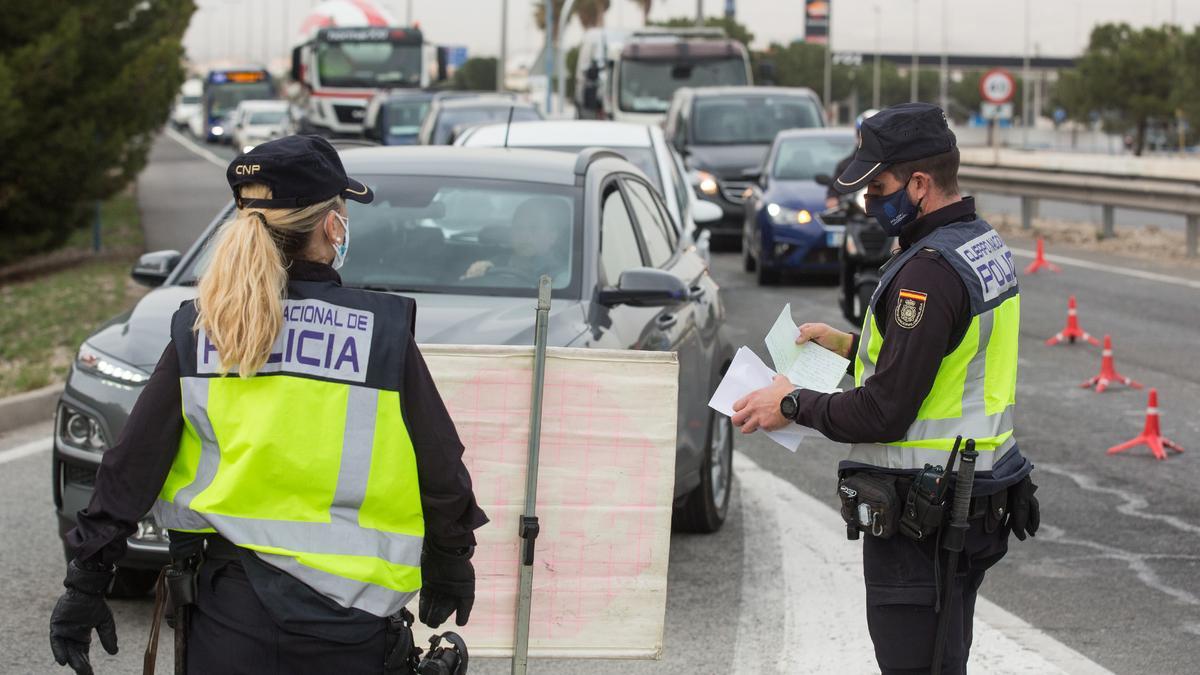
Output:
[692,200,722,225]
[131,250,181,288]
[814,173,833,187]
[598,268,689,308]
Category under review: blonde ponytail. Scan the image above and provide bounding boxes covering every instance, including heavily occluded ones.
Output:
[195,183,343,376]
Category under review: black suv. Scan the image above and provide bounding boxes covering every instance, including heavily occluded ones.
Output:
[664,86,824,247]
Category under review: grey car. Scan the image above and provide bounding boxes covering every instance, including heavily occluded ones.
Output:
[53,146,735,595]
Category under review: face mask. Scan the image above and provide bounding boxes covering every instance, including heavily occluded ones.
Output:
[866,180,922,236]
[330,211,350,270]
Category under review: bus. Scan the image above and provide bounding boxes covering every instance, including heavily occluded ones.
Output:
[190,67,277,143]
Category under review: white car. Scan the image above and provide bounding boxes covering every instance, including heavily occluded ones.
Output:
[171,79,203,129]
[229,100,290,153]
[455,120,721,261]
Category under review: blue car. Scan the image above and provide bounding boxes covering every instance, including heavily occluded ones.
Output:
[742,129,857,284]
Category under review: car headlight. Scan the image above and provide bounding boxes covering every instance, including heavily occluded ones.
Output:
[59,404,108,451]
[690,170,719,197]
[242,144,256,153]
[211,125,224,136]
[766,203,814,226]
[134,517,169,543]
[76,344,150,385]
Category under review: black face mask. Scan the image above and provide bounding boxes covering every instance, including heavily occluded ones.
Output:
[865,179,924,236]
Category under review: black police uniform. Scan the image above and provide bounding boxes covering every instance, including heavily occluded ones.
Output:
[788,104,1040,674]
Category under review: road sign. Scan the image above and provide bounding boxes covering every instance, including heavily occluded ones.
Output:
[979,68,1015,104]
[981,102,1014,120]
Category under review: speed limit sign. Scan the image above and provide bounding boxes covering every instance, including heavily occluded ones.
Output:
[979,69,1015,104]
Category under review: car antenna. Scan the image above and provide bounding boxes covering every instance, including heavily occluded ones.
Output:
[503,105,515,148]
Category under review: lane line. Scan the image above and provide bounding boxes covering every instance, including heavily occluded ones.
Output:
[0,437,52,465]
[734,451,1113,674]
[1010,247,1200,290]
[163,126,228,169]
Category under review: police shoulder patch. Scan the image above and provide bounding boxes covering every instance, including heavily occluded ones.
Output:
[895,289,927,329]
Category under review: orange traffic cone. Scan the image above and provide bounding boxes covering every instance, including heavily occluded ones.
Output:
[1046,296,1101,346]
[1107,389,1185,461]
[1024,238,1061,274]
[1081,335,1143,393]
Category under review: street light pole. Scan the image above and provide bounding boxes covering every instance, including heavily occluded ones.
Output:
[939,0,949,112]
[910,0,919,102]
[544,0,554,114]
[498,0,508,91]
[823,2,832,120]
[1022,0,1031,145]
[873,5,881,109]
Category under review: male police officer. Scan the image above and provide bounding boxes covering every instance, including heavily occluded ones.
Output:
[733,103,1040,674]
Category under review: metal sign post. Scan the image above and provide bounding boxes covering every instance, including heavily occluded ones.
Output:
[511,275,552,675]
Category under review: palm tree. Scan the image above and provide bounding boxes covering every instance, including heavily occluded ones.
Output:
[629,0,651,25]
[533,0,611,32]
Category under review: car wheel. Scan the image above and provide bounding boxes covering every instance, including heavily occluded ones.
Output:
[757,259,780,285]
[742,242,757,272]
[107,567,161,599]
[673,410,733,533]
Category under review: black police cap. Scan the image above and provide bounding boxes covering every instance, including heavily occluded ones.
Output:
[832,102,957,194]
[226,135,374,209]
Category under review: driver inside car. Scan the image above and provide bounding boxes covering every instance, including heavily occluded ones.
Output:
[461,196,570,284]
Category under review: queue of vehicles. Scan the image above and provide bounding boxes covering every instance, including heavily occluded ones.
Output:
[60,24,872,589]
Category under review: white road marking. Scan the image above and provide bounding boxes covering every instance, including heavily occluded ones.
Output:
[0,437,52,465]
[163,125,228,169]
[733,451,1113,674]
[1010,247,1200,291]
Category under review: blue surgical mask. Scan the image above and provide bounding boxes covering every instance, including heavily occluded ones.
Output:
[866,181,922,236]
[330,211,350,270]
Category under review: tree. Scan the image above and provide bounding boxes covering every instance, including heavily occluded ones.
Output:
[629,0,652,24]
[1060,23,1178,155]
[0,1,193,264]
[651,16,755,49]
[452,57,498,91]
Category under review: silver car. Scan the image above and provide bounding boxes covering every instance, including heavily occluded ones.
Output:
[52,146,735,595]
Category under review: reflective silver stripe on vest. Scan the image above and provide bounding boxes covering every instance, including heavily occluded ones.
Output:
[254,551,417,617]
[173,377,219,508]
[903,404,1014,442]
[847,435,1016,472]
[153,498,423,565]
[332,385,378,523]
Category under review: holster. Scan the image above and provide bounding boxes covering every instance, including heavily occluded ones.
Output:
[143,555,200,675]
[837,472,902,539]
[384,607,419,674]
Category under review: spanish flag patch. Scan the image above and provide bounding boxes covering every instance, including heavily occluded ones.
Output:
[895,289,927,329]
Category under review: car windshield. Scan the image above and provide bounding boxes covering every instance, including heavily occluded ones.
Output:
[619,57,748,113]
[248,111,286,125]
[693,95,824,145]
[317,41,422,88]
[772,136,856,180]
[515,145,661,193]
[177,176,582,298]
[208,83,275,118]
[383,99,431,138]
[434,107,540,145]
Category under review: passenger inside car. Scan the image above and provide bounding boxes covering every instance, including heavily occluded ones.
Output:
[460,197,571,285]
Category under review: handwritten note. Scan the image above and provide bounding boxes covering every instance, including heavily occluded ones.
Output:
[764,304,850,393]
[708,347,809,452]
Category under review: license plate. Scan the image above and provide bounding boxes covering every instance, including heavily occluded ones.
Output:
[826,230,845,247]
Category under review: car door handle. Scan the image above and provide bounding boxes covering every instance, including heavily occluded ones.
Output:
[656,313,678,330]
[689,285,706,301]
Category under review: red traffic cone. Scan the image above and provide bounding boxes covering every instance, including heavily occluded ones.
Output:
[1107,389,1185,460]
[1045,296,1101,346]
[1024,238,1062,274]
[1081,335,1143,393]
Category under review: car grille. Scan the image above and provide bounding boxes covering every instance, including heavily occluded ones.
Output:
[859,227,891,255]
[63,462,97,487]
[332,104,366,124]
[720,180,753,204]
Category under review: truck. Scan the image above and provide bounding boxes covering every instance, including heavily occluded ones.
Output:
[576,28,754,126]
[189,66,276,143]
[291,22,429,137]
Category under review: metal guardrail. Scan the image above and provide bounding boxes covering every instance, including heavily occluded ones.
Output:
[957,163,1200,258]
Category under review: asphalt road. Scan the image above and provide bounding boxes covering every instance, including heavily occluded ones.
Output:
[2,130,1198,674]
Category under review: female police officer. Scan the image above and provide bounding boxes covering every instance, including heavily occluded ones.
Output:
[49,135,487,674]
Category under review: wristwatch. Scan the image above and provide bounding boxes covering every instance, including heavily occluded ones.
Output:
[780,389,802,421]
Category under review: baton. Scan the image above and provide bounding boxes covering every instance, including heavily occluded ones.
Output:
[931,438,977,675]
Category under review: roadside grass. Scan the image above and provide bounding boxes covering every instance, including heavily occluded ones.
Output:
[0,192,147,396]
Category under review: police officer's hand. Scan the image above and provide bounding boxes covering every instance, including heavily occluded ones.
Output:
[50,560,118,675]
[796,323,854,359]
[732,375,794,434]
[420,542,475,628]
[1007,476,1040,541]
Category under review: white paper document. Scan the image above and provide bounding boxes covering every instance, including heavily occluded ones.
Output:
[708,347,810,452]
[764,304,850,393]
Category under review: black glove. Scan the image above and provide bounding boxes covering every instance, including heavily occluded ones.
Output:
[419,542,475,628]
[1007,476,1040,541]
[50,560,118,675]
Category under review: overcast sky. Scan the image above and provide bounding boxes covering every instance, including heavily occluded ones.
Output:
[183,0,1200,69]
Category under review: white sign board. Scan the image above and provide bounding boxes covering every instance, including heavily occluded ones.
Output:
[980,102,1014,120]
[410,345,680,659]
[979,69,1015,104]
